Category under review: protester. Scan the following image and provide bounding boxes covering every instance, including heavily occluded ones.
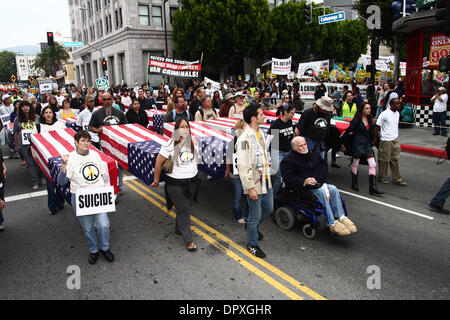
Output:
[58,130,115,265]
[0,148,6,231]
[164,96,190,123]
[39,106,66,214]
[341,91,357,118]
[113,95,125,112]
[195,96,219,121]
[212,91,222,110]
[375,84,387,119]
[70,90,84,111]
[137,88,152,110]
[55,90,65,106]
[57,99,79,120]
[189,87,205,119]
[352,86,364,108]
[269,103,295,195]
[374,98,407,186]
[280,136,357,236]
[225,120,249,224]
[121,89,132,110]
[229,92,246,119]
[430,87,448,137]
[345,102,383,196]
[126,99,149,128]
[236,102,273,258]
[383,83,398,113]
[150,118,199,252]
[429,177,450,215]
[77,95,100,149]
[14,101,43,190]
[219,92,235,117]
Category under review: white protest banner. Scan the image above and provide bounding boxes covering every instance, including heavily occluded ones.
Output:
[361,55,394,71]
[95,77,110,91]
[297,60,329,78]
[1,114,10,126]
[149,56,201,78]
[300,82,353,100]
[272,57,292,75]
[39,81,53,94]
[75,186,116,217]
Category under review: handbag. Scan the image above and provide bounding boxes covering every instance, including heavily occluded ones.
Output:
[162,154,174,174]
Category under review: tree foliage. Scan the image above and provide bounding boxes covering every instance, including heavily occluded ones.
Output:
[173,0,275,74]
[33,42,70,77]
[0,51,17,82]
[270,1,369,64]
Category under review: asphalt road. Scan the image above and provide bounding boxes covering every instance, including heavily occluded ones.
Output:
[0,144,449,300]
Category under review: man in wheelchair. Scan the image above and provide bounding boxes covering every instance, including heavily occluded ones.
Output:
[280,136,357,236]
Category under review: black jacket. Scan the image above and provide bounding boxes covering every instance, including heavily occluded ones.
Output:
[126,108,149,128]
[346,118,375,156]
[280,149,327,190]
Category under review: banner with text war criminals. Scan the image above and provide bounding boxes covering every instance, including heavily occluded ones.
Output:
[149,56,201,78]
[297,60,329,78]
[271,57,292,75]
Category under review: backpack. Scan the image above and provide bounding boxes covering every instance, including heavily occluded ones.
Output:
[199,108,217,120]
[172,109,190,122]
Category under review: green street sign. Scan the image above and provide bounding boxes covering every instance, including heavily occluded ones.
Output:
[416,0,436,10]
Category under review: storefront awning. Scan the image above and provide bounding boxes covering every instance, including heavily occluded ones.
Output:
[392,9,440,33]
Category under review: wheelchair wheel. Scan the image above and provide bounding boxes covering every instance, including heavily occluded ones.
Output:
[275,206,296,231]
[302,223,317,240]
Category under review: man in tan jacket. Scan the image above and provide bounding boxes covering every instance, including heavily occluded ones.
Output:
[236,102,273,258]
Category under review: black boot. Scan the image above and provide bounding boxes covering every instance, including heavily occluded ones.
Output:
[351,172,359,191]
[369,175,384,196]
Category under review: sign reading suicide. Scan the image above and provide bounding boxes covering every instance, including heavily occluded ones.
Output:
[272,57,292,75]
[75,186,116,217]
[149,56,201,78]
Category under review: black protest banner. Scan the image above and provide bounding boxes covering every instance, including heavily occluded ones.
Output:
[148,56,201,79]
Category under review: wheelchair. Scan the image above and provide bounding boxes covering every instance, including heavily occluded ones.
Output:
[273,185,348,239]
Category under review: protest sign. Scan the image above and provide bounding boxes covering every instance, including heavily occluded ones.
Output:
[95,77,110,91]
[148,56,201,78]
[39,81,53,94]
[75,186,116,217]
[1,114,10,126]
[429,34,450,68]
[272,57,292,75]
[297,60,329,78]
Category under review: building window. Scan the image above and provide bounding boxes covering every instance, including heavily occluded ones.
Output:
[95,0,101,12]
[119,8,123,28]
[170,7,178,25]
[115,9,122,29]
[152,5,162,26]
[105,16,109,33]
[88,0,93,17]
[108,14,112,32]
[139,4,150,26]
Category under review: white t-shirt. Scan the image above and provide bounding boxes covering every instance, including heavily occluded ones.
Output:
[0,104,14,116]
[159,140,198,179]
[432,93,448,113]
[77,108,99,142]
[66,150,107,193]
[56,96,65,106]
[40,121,66,133]
[376,109,400,142]
[121,96,132,108]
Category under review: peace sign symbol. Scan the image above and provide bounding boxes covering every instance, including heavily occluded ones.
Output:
[22,121,35,130]
[82,164,100,182]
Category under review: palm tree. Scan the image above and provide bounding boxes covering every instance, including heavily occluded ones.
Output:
[33,42,70,77]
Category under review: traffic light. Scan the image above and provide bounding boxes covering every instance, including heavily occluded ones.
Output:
[102,59,108,71]
[436,0,450,37]
[304,1,312,24]
[47,32,54,46]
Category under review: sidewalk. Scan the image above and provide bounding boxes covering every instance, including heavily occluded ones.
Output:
[399,126,448,158]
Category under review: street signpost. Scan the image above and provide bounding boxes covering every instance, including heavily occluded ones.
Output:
[63,42,84,48]
[10,75,16,83]
[318,11,345,25]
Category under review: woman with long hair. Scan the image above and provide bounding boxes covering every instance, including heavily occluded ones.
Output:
[212,91,222,110]
[56,99,79,120]
[126,99,149,128]
[47,95,60,113]
[151,118,199,252]
[39,106,66,214]
[13,101,43,190]
[347,102,383,196]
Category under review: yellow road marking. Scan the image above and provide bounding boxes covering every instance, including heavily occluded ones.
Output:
[127,178,327,300]
[124,181,304,300]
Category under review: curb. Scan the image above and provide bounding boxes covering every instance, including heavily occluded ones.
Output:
[400,144,447,159]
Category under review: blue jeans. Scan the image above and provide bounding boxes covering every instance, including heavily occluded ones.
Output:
[272,151,289,195]
[231,177,249,220]
[0,210,3,226]
[19,146,42,185]
[433,111,448,136]
[375,106,384,119]
[305,138,327,164]
[118,166,124,191]
[311,184,344,226]
[431,178,450,208]
[46,178,65,212]
[245,183,274,247]
[71,194,110,253]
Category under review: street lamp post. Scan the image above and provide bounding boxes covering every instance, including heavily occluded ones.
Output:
[79,6,105,78]
[163,0,169,86]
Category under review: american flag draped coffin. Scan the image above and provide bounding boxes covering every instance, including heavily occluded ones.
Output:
[263,110,301,125]
[200,118,270,136]
[30,128,120,198]
[48,156,72,204]
[128,140,166,186]
[163,121,233,142]
[146,109,166,133]
[99,123,169,171]
[58,117,78,131]
[197,136,228,179]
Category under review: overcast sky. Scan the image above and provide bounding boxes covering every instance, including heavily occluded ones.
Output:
[2,0,70,48]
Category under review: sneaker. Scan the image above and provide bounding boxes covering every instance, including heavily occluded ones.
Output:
[237,218,246,224]
[49,209,57,215]
[0,225,5,232]
[394,180,407,186]
[32,184,39,190]
[428,203,450,215]
[378,178,389,184]
[329,221,351,236]
[88,252,99,265]
[100,249,115,262]
[247,245,266,258]
[340,217,357,234]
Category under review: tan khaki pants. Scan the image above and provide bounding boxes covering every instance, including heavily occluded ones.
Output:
[378,139,402,182]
